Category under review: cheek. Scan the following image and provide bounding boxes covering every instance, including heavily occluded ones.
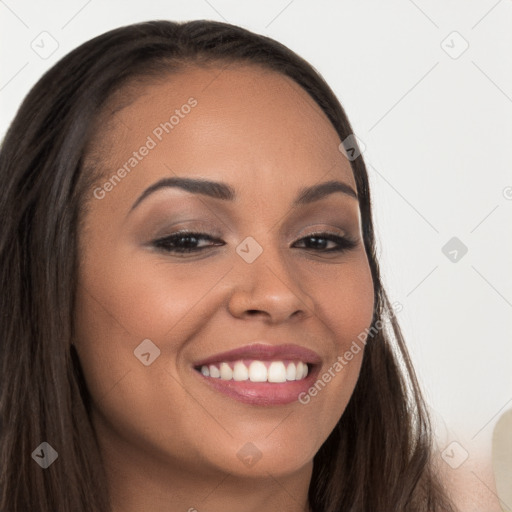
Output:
[73,251,232,464]
[295,251,374,421]
[73,241,238,428]
[76,243,231,342]
[302,249,375,349]
[73,254,221,403]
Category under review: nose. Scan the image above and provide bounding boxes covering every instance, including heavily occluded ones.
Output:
[227,246,315,324]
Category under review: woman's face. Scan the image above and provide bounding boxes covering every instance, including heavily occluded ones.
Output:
[75,64,374,482]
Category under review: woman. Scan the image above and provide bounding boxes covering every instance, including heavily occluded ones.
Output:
[0,20,456,511]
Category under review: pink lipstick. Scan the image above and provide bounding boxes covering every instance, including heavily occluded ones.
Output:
[192,343,321,406]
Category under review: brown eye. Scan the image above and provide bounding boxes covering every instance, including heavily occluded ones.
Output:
[292,232,358,252]
[153,231,224,254]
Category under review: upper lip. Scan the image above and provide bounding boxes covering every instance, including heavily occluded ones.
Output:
[193,342,322,367]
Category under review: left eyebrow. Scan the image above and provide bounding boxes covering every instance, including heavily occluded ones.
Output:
[293,180,358,205]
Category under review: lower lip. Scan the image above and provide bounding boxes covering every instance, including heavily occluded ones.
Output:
[193,365,319,406]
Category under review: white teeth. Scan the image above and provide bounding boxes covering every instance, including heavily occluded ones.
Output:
[199,360,310,383]
[249,361,267,382]
[286,362,296,381]
[233,361,249,381]
[209,365,220,378]
[268,361,287,383]
[220,362,233,380]
[296,361,304,380]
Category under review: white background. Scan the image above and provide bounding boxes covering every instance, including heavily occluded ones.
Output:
[1,0,511,503]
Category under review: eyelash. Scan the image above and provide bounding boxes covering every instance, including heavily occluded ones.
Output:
[152,230,358,255]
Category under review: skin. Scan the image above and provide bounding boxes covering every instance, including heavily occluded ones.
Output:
[74,64,375,512]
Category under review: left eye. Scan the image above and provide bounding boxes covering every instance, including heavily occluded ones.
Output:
[291,232,358,252]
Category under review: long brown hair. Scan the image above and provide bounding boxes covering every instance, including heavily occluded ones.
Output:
[0,20,455,511]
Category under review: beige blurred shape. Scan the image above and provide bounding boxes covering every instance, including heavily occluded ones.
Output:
[493,408,512,512]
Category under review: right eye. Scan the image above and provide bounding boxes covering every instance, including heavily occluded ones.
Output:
[152,231,225,254]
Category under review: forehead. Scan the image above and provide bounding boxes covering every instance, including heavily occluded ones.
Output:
[88,64,355,209]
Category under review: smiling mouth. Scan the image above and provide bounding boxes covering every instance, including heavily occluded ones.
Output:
[193,360,319,406]
[191,342,321,405]
[194,359,310,382]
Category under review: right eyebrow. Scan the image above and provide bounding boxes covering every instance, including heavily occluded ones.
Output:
[130,177,235,213]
